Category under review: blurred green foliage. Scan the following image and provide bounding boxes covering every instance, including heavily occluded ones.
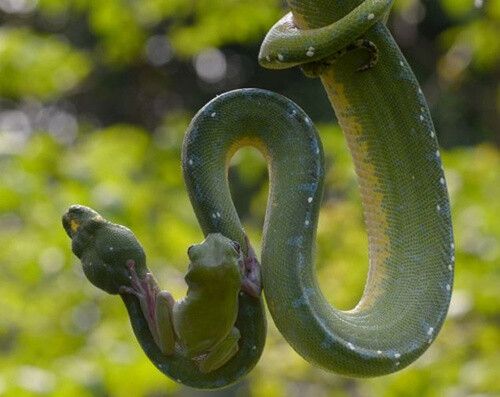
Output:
[0,28,90,99]
[0,0,499,396]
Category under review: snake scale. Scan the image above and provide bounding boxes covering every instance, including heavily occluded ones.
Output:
[64,0,454,389]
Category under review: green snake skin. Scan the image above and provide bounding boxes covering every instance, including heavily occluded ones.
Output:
[183,0,454,378]
[64,0,454,386]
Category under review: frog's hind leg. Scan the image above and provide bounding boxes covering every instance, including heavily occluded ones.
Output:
[197,327,241,374]
[155,291,176,355]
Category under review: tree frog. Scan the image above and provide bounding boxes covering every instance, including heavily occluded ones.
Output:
[62,205,261,373]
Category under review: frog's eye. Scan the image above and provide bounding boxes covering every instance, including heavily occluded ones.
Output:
[187,245,195,256]
[230,241,241,253]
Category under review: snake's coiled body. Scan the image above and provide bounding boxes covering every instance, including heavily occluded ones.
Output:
[183,0,454,378]
[62,0,454,387]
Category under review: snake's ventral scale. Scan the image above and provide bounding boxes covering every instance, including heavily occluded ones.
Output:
[63,0,454,389]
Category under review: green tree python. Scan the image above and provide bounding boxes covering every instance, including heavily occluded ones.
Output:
[63,0,454,389]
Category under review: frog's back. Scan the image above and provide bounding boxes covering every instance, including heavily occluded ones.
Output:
[174,290,240,357]
[175,258,241,354]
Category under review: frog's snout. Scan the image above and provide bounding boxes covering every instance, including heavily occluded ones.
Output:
[62,204,103,238]
[62,207,78,238]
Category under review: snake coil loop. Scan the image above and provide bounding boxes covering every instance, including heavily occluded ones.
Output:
[259,0,394,74]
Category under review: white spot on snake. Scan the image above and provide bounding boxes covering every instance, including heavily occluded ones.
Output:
[216,212,221,218]
[451,243,455,249]
[188,159,193,166]
[395,362,400,366]
[367,13,375,20]
[292,287,315,307]
[316,147,320,154]
[430,131,435,138]
[298,252,305,268]
[305,220,310,226]
[306,46,315,57]
[377,350,382,355]
[437,204,441,211]
[418,88,423,94]
[347,342,355,350]
[395,353,401,359]
[211,112,216,118]
[307,197,313,203]
[252,345,257,350]
[109,247,114,251]
[451,255,455,262]
[265,55,270,62]
[400,61,404,67]
[428,327,434,335]
[277,53,284,62]
[428,338,433,344]
[304,116,311,125]
[212,213,216,219]
[448,264,453,271]
[419,115,424,121]
[436,150,440,157]
[440,177,445,185]
[287,235,304,248]
[446,284,451,291]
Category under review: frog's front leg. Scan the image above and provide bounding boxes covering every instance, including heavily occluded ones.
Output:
[119,260,176,355]
[240,235,262,297]
[197,327,241,374]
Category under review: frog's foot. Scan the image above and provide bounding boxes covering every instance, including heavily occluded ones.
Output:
[120,260,176,356]
[241,235,262,297]
[119,260,159,333]
[197,327,241,374]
